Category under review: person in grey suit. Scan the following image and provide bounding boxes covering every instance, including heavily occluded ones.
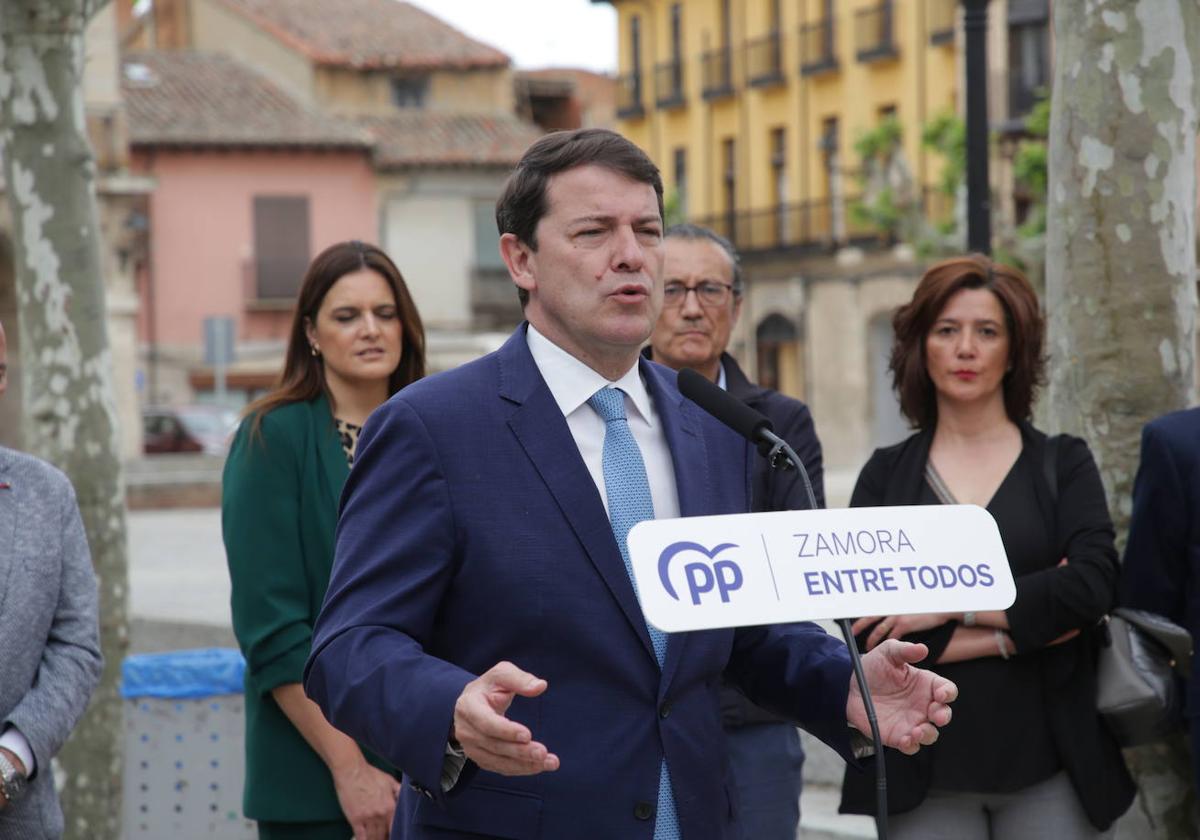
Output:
[0,319,103,838]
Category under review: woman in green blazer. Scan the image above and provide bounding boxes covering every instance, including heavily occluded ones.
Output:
[222,241,426,840]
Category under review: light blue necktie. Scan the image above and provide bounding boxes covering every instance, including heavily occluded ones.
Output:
[587,387,680,840]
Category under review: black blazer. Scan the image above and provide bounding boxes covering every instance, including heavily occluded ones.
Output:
[839,422,1134,830]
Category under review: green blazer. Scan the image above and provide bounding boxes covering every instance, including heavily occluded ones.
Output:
[222,395,391,822]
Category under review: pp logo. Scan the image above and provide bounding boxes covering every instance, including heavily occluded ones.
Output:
[657,541,743,606]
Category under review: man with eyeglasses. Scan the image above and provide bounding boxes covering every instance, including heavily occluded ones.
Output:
[647,223,824,840]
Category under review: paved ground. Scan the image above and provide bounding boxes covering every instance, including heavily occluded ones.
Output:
[127,507,236,653]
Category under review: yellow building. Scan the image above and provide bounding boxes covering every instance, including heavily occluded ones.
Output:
[601,0,1053,488]
[607,0,960,243]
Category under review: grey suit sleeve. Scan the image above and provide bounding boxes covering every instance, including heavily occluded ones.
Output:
[5,482,103,776]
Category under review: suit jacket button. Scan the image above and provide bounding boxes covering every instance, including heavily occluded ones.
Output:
[659,702,671,719]
[634,801,655,821]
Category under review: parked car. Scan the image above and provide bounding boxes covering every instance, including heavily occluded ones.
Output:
[142,405,238,455]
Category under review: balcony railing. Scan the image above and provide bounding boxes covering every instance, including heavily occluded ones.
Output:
[693,189,958,255]
[615,72,645,119]
[855,2,898,62]
[928,0,956,45]
[701,46,735,99]
[654,59,686,108]
[694,197,877,254]
[799,18,837,76]
[746,31,784,87]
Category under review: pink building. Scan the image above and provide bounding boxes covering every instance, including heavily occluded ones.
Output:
[124,50,376,404]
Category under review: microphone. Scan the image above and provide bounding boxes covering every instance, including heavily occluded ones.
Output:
[677,367,818,510]
[677,367,775,456]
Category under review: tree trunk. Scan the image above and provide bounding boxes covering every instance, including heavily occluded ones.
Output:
[1044,2,1199,837]
[0,1,126,837]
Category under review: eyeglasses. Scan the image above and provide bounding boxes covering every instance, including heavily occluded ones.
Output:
[662,281,735,308]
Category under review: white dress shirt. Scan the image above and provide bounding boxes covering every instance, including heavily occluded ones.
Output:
[526,324,680,523]
[438,326,683,793]
[0,726,34,775]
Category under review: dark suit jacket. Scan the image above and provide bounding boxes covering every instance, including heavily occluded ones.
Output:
[722,353,824,513]
[1120,407,1200,718]
[719,353,826,728]
[839,424,1134,830]
[305,326,855,840]
[222,395,392,822]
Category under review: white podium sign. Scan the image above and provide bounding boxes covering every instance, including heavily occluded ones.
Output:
[627,505,1014,634]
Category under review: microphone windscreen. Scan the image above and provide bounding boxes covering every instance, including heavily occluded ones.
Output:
[677,367,774,443]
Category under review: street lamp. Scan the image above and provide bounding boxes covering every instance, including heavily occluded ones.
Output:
[962,0,991,254]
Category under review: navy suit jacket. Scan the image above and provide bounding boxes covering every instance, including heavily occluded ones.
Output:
[305,326,854,840]
[1120,407,1200,719]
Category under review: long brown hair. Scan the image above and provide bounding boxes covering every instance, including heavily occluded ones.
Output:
[245,240,425,436]
[891,253,1045,429]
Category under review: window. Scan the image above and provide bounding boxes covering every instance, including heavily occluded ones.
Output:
[770,127,787,206]
[722,138,736,215]
[670,4,683,62]
[473,200,506,270]
[631,16,642,80]
[391,75,429,109]
[673,147,688,219]
[1008,18,1049,118]
[252,196,310,300]
[771,127,787,244]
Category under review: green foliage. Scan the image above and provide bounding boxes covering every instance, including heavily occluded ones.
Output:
[854,115,903,162]
[663,189,686,227]
[921,109,965,197]
[1013,91,1051,239]
[851,116,907,240]
[850,186,901,233]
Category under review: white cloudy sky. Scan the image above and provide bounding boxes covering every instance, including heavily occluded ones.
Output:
[404,0,618,74]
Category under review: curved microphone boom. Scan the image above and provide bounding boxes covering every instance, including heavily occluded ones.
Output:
[676,366,891,840]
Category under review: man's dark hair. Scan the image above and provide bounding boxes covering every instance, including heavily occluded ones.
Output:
[664,223,744,298]
[496,128,664,307]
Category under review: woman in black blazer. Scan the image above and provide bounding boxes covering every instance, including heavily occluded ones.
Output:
[839,255,1133,837]
[223,241,426,840]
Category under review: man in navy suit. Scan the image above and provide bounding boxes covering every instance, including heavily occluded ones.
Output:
[305,128,957,840]
[1120,407,1200,801]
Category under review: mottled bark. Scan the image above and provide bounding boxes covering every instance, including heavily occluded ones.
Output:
[0,1,126,838]
[1044,2,1200,837]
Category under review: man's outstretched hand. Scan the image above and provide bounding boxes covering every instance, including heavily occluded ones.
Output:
[846,640,958,756]
[453,661,560,776]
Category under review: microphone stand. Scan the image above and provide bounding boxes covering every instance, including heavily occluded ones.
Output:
[757,428,890,840]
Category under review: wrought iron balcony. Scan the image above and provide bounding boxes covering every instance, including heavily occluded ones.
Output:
[693,197,877,255]
[654,59,686,108]
[799,18,837,76]
[616,72,645,119]
[746,31,784,88]
[928,0,957,45]
[701,46,736,100]
[856,2,898,63]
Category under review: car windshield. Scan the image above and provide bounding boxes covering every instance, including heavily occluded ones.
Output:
[178,408,237,438]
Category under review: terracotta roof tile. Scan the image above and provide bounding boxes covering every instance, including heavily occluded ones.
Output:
[357,112,542,169]
[213,0,509,70]
[122,51,371,150]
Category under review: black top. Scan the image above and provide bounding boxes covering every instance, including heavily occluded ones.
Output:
[920,450,1059,790]
[839,423,1135,830]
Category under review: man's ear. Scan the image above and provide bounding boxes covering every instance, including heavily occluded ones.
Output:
[500,233,536,297]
